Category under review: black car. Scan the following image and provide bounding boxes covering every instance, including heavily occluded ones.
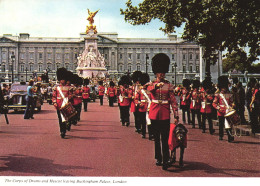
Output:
[5,82,43,112]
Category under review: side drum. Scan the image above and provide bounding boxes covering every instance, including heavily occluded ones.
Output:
[60,102,77,121]
[225,110,241,128]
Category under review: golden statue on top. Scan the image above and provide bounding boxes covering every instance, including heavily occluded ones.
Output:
[86,9,99,34]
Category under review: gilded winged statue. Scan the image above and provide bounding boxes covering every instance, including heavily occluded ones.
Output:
[87,9,99,25]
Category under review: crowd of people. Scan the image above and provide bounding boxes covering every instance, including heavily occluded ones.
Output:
[1,53,259,171]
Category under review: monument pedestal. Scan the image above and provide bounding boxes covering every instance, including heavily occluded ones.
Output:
[77,67,107,78]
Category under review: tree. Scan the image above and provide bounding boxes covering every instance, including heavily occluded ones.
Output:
[121,0,259,79]
[222,49,250,73]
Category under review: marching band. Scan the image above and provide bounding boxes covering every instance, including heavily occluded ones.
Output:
[1,53,259,172]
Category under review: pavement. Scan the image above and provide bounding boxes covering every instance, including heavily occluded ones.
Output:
[0,99,259,179]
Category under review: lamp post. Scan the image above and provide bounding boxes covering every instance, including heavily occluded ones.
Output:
[10,52,15,83]
[25,67,28,82]
[174,62,177,86]
[145,54,149,74]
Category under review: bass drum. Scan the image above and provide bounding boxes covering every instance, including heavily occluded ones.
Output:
[224,110,241,129]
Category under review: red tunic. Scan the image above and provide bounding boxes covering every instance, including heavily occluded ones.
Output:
[145,80,178,120]
[190,88,201,110]
[130,84,141,112]
[135,88,149,112]
[118,87,132,106]
[52,84,71,109]
[72,87,83,106]
[98,85,105,96]
[200,90,214,113]
[82,86,90,99]
[212,89,234,116]
[168,123,188,151]
[179,88,191,106]
[107,87,116,97]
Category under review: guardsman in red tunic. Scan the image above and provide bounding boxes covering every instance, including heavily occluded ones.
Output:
[135,72,151,138]
[179,79,191,125]
[52,68,71,138]
[71,75,83,124]
[200,79,215,134]
[190,79,202,129]
[130,71,143,133]
[107,81,116,107]
[144,53,178,171]
[118,75,132,126]
[212,76,235,142]
[82,79,90,111]
[98,80,105,105]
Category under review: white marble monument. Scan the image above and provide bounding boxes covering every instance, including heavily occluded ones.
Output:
[76,9,107,78]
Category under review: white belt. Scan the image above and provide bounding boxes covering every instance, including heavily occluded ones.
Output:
[140,100,146,103]
[152,100,169,104]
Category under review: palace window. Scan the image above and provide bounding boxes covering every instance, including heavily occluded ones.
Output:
[128,65,132,72]
[196,66,199,72]
[137,65,141,71]
[183,65,186,72]
[2,65,5,72]
[119,54,123,59]
[39,53,43,59]
[2,52,6,59]
[29,65,33,72]
[48,53,52,59]
[189,54,193,60]
[119,65,123,72]
[172,54,175,60]
[38,65,42,72]
[30,53,34,59]
[137,53,140,60]
[196,54,199,60]
[20,53,25,59]
[128,53,132,60]
[20,65,24,72]
[189,66,192,72]
[183,54,186,60]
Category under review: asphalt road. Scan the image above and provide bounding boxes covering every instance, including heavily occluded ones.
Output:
[0,99,259,179]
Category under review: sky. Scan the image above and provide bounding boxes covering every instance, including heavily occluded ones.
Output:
[0,0,184,38]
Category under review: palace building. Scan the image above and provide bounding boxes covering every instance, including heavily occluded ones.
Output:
[0,32,222,84]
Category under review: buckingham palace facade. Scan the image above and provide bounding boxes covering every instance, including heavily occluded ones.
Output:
[0,32,222,84]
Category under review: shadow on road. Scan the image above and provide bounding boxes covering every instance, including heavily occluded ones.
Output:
[167,160,260,177]
[66,135,120,140]
[0,154,92,176]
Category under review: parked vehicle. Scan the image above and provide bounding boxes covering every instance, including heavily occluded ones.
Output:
[5,82,43,112]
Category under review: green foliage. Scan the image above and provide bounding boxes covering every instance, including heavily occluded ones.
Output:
[121,0,259,64]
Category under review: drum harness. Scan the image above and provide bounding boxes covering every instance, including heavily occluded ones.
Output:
[220,93,242,137]
[57,86,69,122]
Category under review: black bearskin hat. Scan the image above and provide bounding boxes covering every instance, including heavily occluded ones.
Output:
[182,79,191,88]
[131,71,142,83]
[71,74,78,85]
[109,81,115,87]
[66,71,74,83]
[192,79,200,89]
[120,75,132,86]
[218,76,229,89]
[99,80,103,85]
[78,77,83,85]
[56,68,68,81]
[202,79,212,90]
[140,73,150,86]
[84,78,90,85]
[118,80,122,86]
[151,53,170,74]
